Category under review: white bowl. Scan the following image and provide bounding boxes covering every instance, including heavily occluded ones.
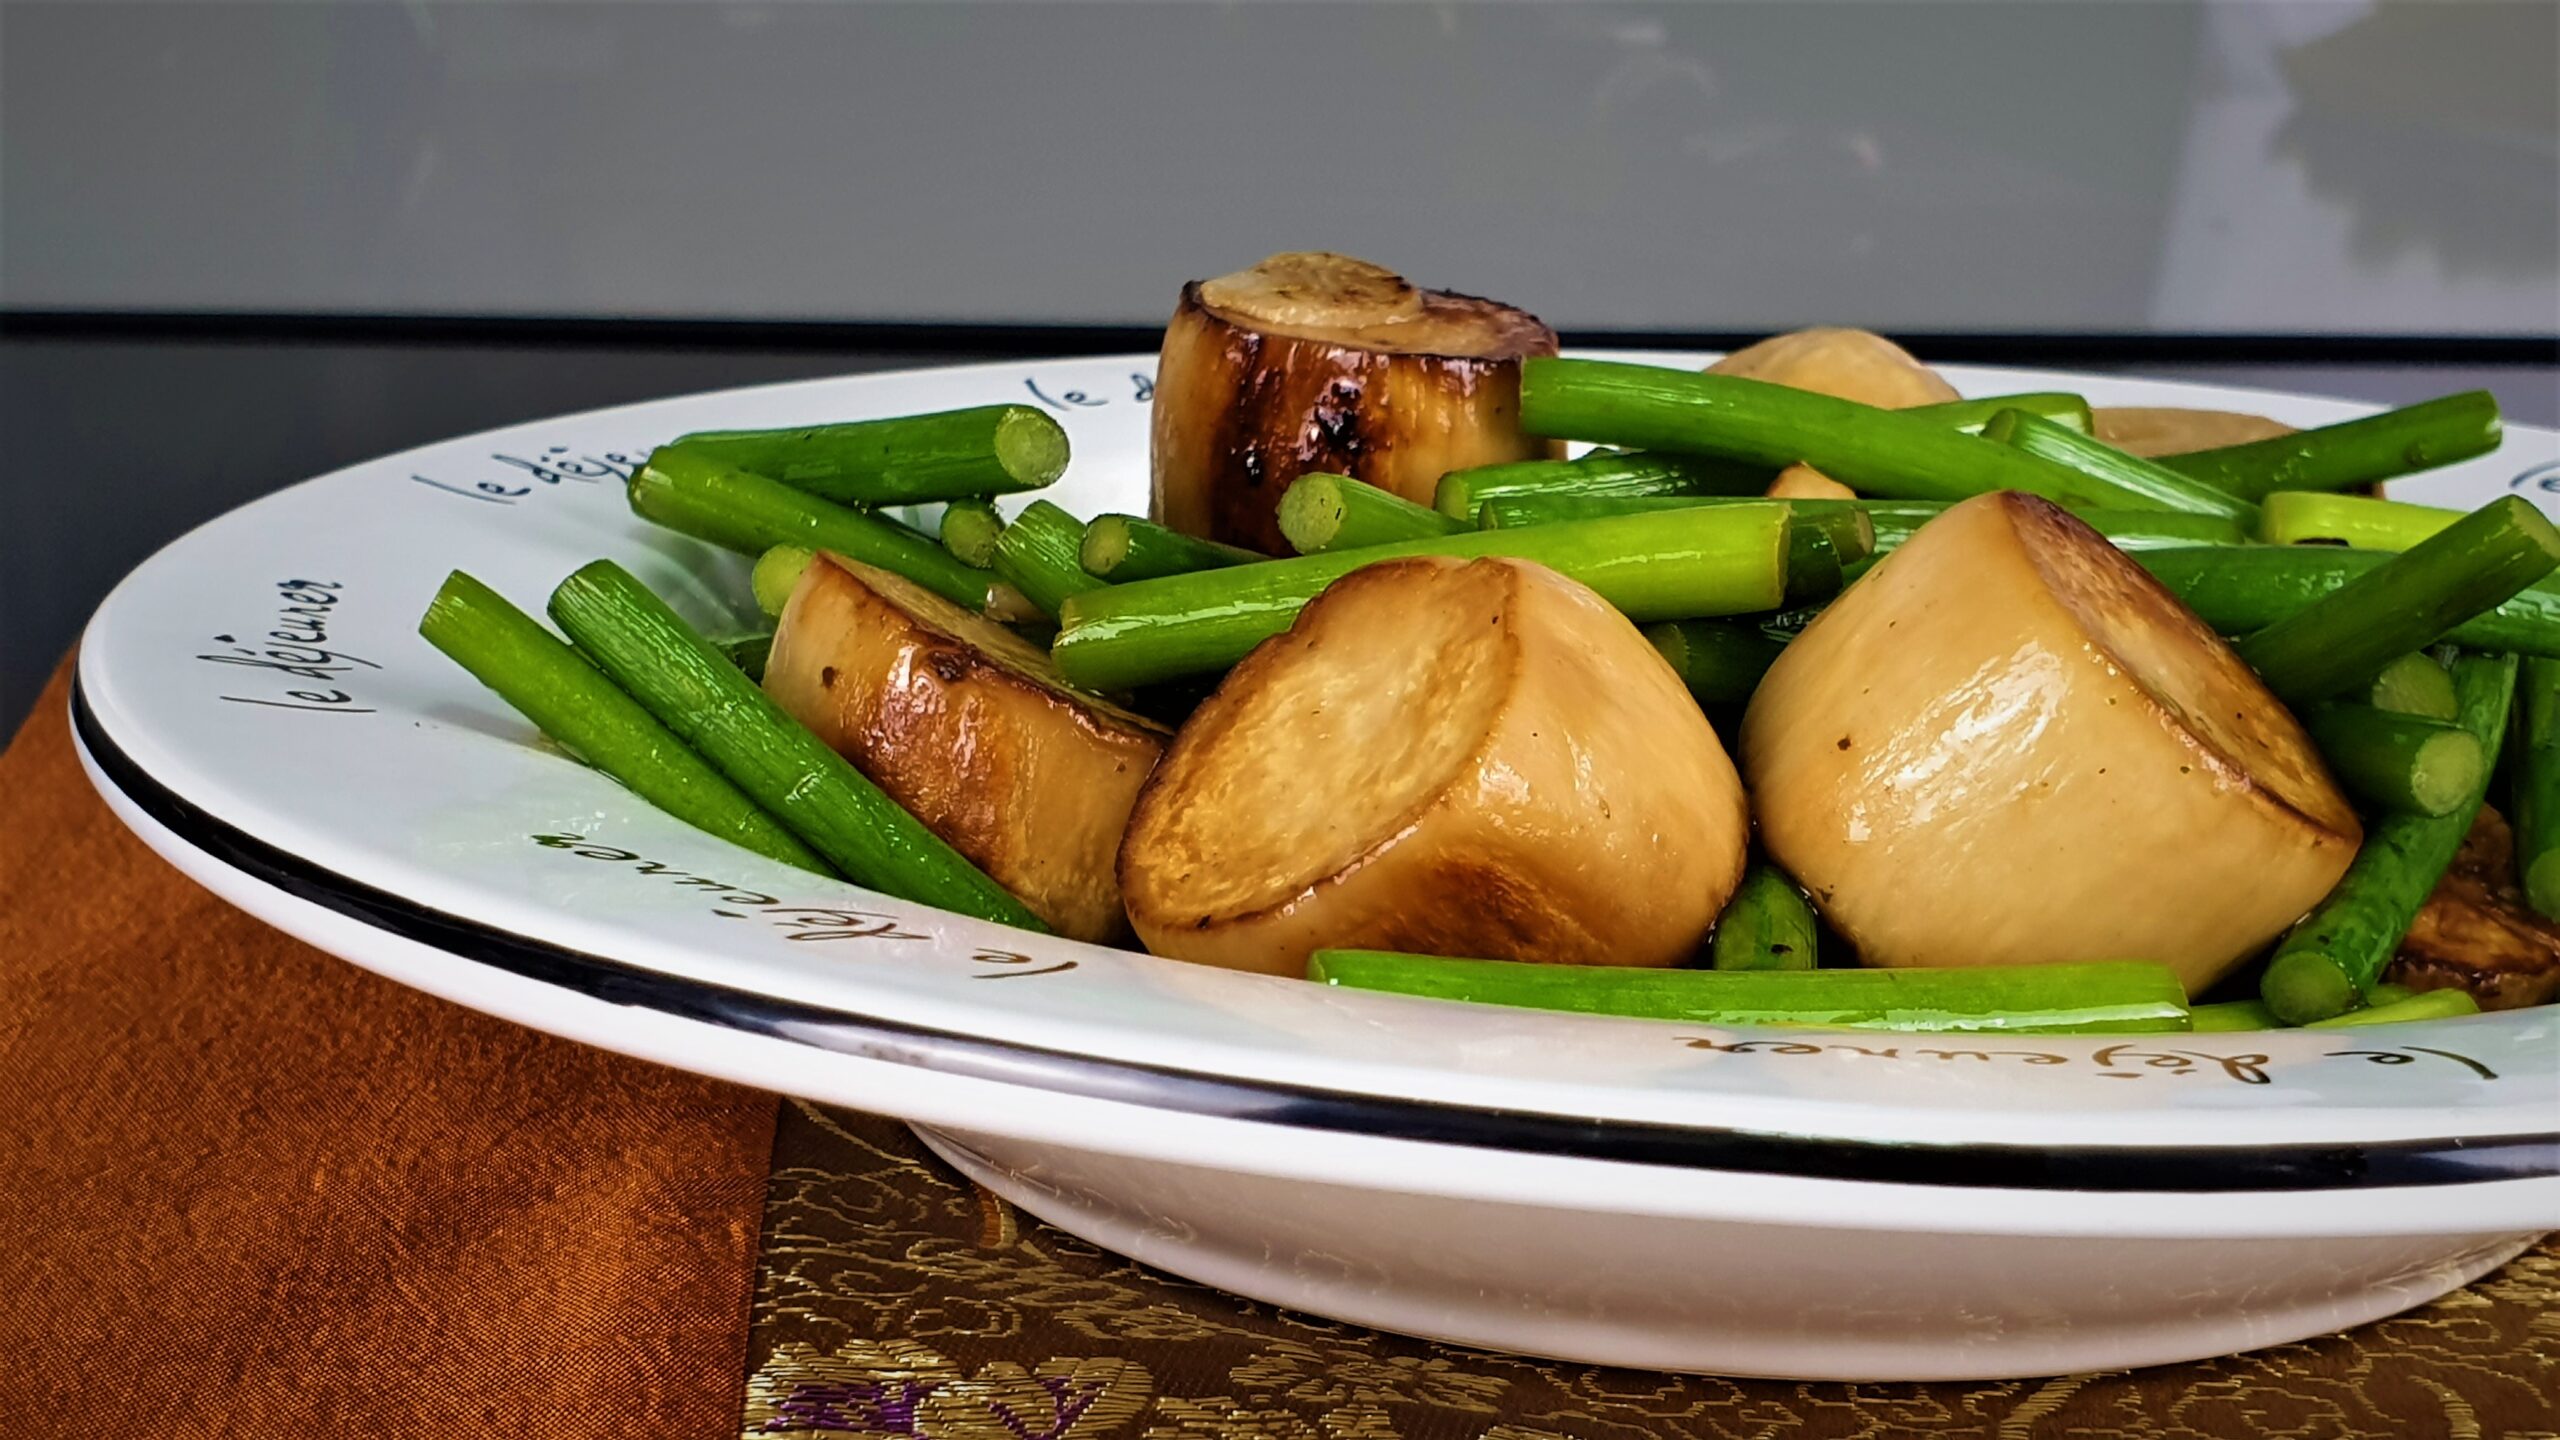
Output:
[74,353,2560,1379]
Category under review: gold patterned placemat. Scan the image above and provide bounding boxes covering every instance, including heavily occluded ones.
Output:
[742,1102,2558,1439]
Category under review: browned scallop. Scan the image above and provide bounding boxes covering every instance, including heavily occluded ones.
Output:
[1119,555,1748,976]
[1151,252,1561,554]
[1707,327,1961,409]
[764,554,1168,943]
[2092,407,2298,458]
[1742,492,2360,995]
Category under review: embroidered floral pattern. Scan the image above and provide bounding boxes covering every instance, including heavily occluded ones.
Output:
[744,1102,2560,1440]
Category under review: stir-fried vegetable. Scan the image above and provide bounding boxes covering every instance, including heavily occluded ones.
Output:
[547,559,1047,931]
[2158,391,2502,501]
[1433,450,1770,522]
[1981,408,2259,523]
[2512,657,2560,921]
[2301,704,2484,817]
[1309,951,2191,1034]
[629,446,994,610]
[2137,546,2560,661]
[2232,496,2560,703]
[1709,865,1820,971]
[939,498,1006,569]
[1644,620,1788,706]
[2260,653,2518,1024]
[751,544,816,619]
[419,570,828,874]
[1052,503,1794,692]
[1081,513,1259,580]
[2258,491,2460,550]
[991,500,1106,620]
[1279,473,1466,552]
[668,403,1069,505]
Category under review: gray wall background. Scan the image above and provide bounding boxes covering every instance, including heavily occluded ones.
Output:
[5,0,2553,335]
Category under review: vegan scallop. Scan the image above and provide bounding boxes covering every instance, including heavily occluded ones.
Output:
[763,553,1169,942]
[1151,252,1561,554]
[1118,554,1748,976]
[1741,492,2360,993]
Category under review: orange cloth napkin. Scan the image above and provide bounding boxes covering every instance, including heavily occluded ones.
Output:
[0,658,780,1438]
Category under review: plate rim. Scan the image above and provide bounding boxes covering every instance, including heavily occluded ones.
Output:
[67,349,2560,1178]
[73,680,2560,1193]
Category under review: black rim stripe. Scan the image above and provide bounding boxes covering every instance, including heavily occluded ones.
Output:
[73,679,2560,1193]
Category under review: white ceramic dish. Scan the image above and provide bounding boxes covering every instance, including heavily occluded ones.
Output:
[74,353,2560,1380]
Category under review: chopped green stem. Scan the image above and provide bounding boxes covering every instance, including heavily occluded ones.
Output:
[2161,391,2503,502]
[991,500,1105,620]
[1644,620,1788,705]
[1482,493,2241,556]
[547,560,1046,930]
[1281,473,1465,552]
[667,404,1069,505]
[2365,651,2461,720]
[939,499,1006,569]
[751,544,816,619]
[2232,497,2560,703]
[629,446,992,610]
[2304,704,2484,817]
[1052,504,1794,691]
[2514,656,2560,920]
[1906,391,2093,435]
[2363,982,2416,1007]
[2188,999,2278,1033]
[713,630,774,683]
[2259,491,2462,550]
[1432,449,1772,522]
[1785,524,1845,606]
[1983,408,2260,523]
[1308,951,2189,1034]
[418,571,826,874]
[2261,653,2518,1024]
[1516,358,2111,506]
[1081,513,1260,580]
[2140,546,2560,659]
[1710,865,1820,971]
[2302,989,2481,1028]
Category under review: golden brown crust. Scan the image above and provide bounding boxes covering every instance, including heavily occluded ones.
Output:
[2004,493,2361,845]
[1119,555,1745,975]
[1151,257,1561,554]
[766,556,1166,943]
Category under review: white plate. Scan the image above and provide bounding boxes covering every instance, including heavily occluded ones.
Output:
[74,353,2560,1379]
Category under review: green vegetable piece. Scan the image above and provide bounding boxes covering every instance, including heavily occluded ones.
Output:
[2365,652,2461,721]
[2303,704,2485,817]
[2260,652,2517,1024]
[1307,951,2190,1034]
[1982,408,2260,524]
[1644,620,1788,706]
[1432,450,1772,522]
[751,544,816,619]
[547,560,1046,931]
[2139,546,2560,660]
[2233,497,2560,703]
[668,404,1069,505]
[939,498,1006,570]
[2257,491,2462,550]
[418,570,825,874]
[628,446,992,610]
[1280,473,1465,552]
[1051,504,1795,692]
[2513,656,2560,920]
[2160,391,2503,502]
[991,499,1105,620]
[2187,999,2278,1033]
[1709,865,1819,971]
[2301,989,2482,1028]
[713,631,774,683]
[1515,358,2108,506]
[1905,391,2093,435]
[1082,513,1261,580]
